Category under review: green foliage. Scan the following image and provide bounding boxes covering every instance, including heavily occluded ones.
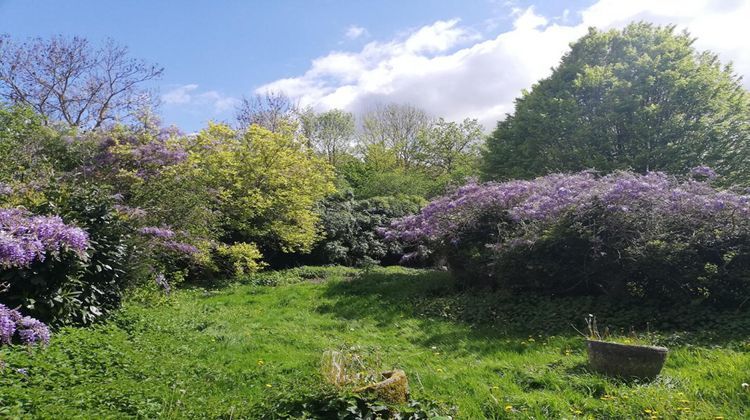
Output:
[214,242,266,277]
[302,193,426,266]
[418,117,483,183]
[483,23,750,182]
[299,108,356,166]
[258,389,454,419]
[184,123,336,255]
[0,105,78,184]
[1,181,132,325]
[0,267,748,418]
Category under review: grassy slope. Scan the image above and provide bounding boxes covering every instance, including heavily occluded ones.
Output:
[1,266,749,419]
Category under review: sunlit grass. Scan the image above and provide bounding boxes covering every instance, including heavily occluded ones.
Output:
[1,266,748,418]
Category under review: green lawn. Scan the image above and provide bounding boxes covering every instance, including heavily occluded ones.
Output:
[1,266,749,418]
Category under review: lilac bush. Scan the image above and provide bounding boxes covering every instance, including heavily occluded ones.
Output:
[0,208,89,268]
[386,170,750,303]
[0,304,50,346]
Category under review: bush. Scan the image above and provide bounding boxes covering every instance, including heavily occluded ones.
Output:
[0,180,137,325]
[182,123,335,258]
[299,193,426,267]
[214,242,266,277]
[0,206,93,325]
[386,170,750,305]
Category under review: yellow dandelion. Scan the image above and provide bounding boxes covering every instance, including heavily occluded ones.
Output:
[265,384,273,388]
[504,405,513,412]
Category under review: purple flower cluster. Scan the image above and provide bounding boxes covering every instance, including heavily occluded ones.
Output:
[0,304,50,346]
[91,135,188,179]
[0,208,89,268]
[385,170,750,250]
[138,226,175,239]
[138,226,199,257]
[691,165,718,179]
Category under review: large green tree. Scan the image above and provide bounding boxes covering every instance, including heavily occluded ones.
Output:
[483,23,750,182]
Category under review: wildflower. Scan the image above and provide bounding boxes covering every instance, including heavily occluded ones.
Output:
[742,382,749,390]
[16,368,28,375]
[257,360,264,366]
[265,384,273,388]
[504,405,513,412]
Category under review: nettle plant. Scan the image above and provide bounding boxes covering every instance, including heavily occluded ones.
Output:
[386,169,750,305]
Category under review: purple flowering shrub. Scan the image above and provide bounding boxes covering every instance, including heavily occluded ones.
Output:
[0,208,89,268]
[386,170,750,304]
[134,225,203,291]
[1,183,136,325]
[0,303,50,346]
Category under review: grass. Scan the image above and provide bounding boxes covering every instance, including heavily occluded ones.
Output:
[1,265,749,418]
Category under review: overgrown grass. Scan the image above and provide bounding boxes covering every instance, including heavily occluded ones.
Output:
[1,266,749,418]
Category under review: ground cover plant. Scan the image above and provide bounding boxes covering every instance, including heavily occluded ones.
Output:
[1,267,748,418]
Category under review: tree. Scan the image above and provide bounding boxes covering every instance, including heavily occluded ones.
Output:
[0,35,163,130]
[299,108,356,165]
[235,90,299,133]
[482,23,750,182]
[360,103,432,168]
[419,117,483,176]
[183,123,335,255]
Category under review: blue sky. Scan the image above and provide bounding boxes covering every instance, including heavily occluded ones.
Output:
[1,0,748,131]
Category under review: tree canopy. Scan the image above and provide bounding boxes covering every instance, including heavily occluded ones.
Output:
[482,22,750,183]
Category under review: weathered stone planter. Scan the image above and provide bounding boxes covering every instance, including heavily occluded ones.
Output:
[587,340,668,379]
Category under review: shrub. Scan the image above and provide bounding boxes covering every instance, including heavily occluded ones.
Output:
[0,207,93,325]
[182,123,335,258]
[386,170,750,305]
[214,242,266,278]
[0,181,138,325]
[299,193,426,267]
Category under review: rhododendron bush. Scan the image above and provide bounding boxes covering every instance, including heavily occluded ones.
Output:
[386,170,750,304]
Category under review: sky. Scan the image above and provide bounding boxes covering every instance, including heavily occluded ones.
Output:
[1,0,749,132]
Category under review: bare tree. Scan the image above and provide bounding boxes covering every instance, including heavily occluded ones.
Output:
[0,35,163,130]
[360,103,432,168]
[236,90,300,133]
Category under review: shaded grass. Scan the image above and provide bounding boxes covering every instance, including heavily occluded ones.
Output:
[1,266,749,418]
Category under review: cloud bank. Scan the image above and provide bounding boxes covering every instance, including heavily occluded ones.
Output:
[257,0,750,131]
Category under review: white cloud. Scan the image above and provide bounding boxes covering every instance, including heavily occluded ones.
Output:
[345,25,367,40]
[256,1,750,131]
[162,84,198,105]
[162,84,240,114]
[512,6,548,30]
